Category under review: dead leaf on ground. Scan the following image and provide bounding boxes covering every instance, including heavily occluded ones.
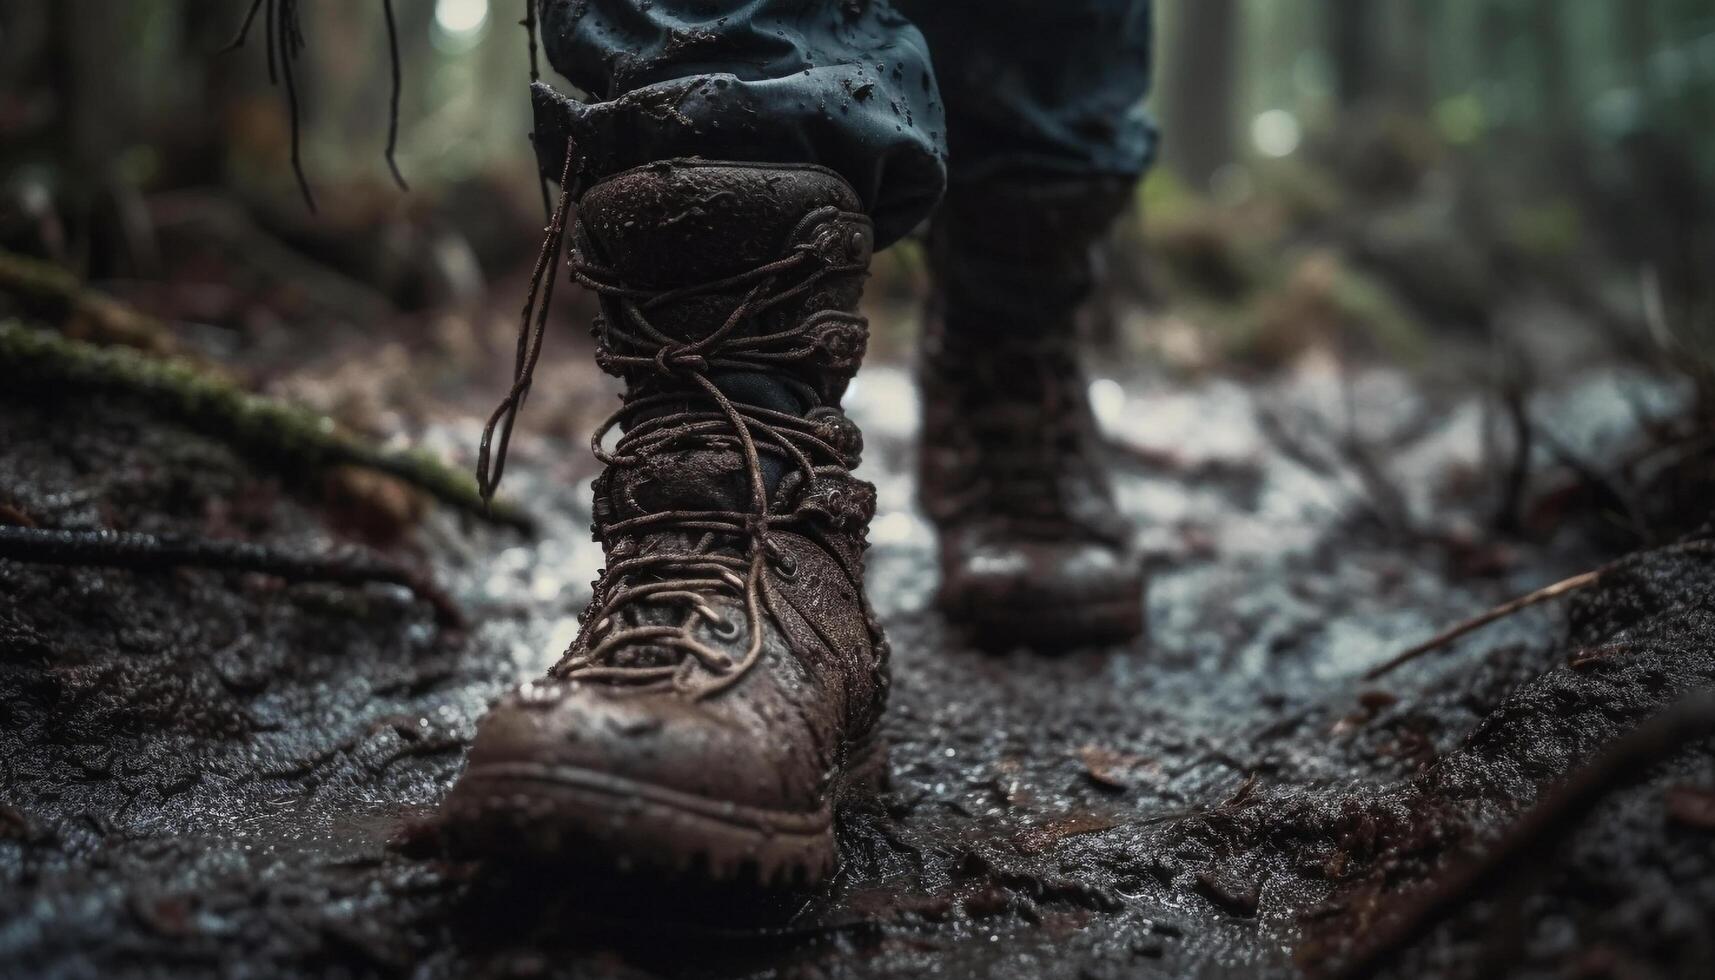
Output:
[1077,744,1163,791]
[1013,813,1120,855]
[1664,785,1715,830]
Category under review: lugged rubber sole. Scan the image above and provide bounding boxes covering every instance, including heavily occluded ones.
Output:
[440,736,888,890]
[941,589,1146,652]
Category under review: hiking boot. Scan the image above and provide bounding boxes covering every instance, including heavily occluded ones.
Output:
[919,177,1145,650]
[443,161,889,888]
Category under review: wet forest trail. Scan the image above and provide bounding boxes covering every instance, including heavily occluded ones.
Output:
[2,273,1714,978]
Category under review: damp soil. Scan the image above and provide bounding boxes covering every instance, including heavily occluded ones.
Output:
[2,329,1713,979]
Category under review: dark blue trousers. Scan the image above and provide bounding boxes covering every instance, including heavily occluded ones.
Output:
[533,0,1156,248]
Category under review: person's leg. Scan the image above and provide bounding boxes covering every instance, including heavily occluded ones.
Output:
[528,0,947,248]
[442,1,942,886]
[901,0,1158,648]
[901,0,1155,188]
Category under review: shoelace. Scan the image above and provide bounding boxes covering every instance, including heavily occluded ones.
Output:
[475,148,867,697]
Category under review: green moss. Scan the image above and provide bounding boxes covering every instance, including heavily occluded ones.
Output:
[1504,201,1584,259]
[0,250,178,355]
[1136,168,1211,226]
[0,320,532,530]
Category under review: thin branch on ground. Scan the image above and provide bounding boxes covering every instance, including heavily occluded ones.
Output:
[0,321,534,531]
[1365,539,1715,680]
[0,525,463,628]
[1322,690,1715,980]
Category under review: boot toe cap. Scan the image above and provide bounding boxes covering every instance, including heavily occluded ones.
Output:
[440,678,841,884]
[938,536,1146,649]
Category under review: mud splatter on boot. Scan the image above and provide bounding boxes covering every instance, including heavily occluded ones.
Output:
[443,161,889,888]
[919,177,1146,650]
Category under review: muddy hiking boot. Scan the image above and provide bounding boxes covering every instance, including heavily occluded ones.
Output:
[443,161,890,887]
[920,178,1146,650]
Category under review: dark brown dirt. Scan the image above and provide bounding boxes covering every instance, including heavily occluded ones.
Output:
[2,338,1712,978]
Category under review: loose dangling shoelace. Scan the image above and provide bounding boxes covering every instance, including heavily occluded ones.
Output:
[476,144,868,697]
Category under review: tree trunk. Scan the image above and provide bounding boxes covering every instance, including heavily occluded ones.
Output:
[1531,0,1573,134]
[1329,0,1375,111]
[1163,0,1238,192]
[1389,0,1434,115]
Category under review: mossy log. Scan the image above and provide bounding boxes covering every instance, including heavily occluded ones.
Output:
[0,321,533,531]
[0,250,183,356]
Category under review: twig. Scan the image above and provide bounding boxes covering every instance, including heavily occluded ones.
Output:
[0,321,534,531]
[1322,690,1715,980]
[0,525,463,628]
[1365,539,1715,680]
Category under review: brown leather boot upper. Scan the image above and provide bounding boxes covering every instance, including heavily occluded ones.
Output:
[919,178,1146,650]
[444,161,888,887]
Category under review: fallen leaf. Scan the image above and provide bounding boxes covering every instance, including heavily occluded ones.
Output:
[1078,744,1162,791]
[1665,785,1715,830]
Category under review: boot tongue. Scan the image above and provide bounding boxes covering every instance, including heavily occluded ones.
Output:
[620,372,807,516]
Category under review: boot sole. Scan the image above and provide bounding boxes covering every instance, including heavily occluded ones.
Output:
[943,591,1145,652]
[440,735,888,890]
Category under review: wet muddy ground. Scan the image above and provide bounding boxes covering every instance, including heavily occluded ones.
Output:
[2,310,1713,978]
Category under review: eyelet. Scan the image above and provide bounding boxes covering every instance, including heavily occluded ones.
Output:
[772,553,799,580]
[708,616,742,641]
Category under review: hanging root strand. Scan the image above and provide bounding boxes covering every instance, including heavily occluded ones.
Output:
[224,0,412,207]
[220,0,267,52]
[382,0,408,191]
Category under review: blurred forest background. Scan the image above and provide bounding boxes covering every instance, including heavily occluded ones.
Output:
[2,0,1713,376]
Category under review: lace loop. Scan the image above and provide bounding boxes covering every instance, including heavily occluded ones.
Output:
[534,202,870,698]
